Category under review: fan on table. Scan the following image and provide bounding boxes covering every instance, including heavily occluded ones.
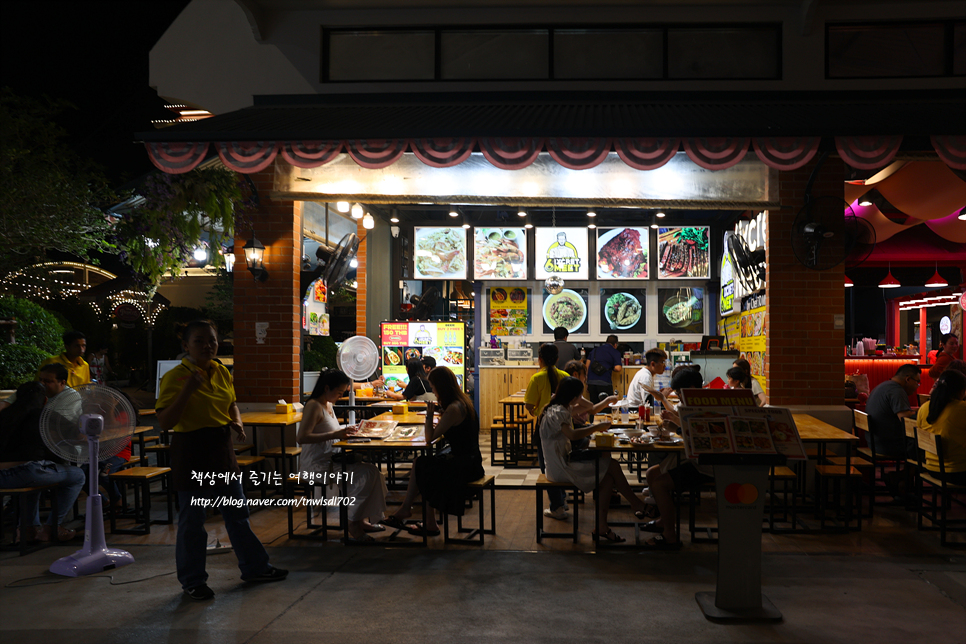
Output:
[39,384,136,576]
[336,335,381,425]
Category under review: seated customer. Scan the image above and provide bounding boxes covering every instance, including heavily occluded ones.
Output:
[643,368,708,550]
[928,333,960,379]
[382,367,484,537]
[733,358,765,405]
[916,370,966,485]
[866,364,921,459]
[0,381,84,542]
[626,349,668,409]
[563,360,618,424]
[297,369,388,541]
[395,359,437,402]
[725,367,761,406]
[537,377,650,543]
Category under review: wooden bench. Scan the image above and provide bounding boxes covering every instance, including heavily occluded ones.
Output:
[108,466,173,535]
[143,444,170,468]
[0,485,59,556]
[442,475,497,546]
[535,474,579,543]
[261,446,302,488]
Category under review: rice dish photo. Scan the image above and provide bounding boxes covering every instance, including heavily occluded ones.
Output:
[543,290,586,332]
[415,228,466,278]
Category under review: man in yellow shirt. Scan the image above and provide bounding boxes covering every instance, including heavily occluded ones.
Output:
[39,331,91,389]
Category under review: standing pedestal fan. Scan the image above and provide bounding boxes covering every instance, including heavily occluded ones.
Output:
[39,384,136,576]
[336,335,381,425]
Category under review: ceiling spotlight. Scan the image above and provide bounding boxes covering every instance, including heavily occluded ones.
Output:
[858,194,873,207]
[655,211,666,218]
[362,213,375,230]
[587,222,597,229]
[958,207,966,221]
[350,203,364,219]
[587,210,596,218]
[461,215,471,230]
[650,215,659,229]
[448,209,459,218]
[517,209,527,218]
[336,201,350,213]
[524,215,533,230]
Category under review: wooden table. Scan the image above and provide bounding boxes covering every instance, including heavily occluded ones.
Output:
[369,400,428,408]
[791,414,861,530]
[337,395,396,404]
[334,427,436,547]
[240,410,303,488]
[138,408,156,417]
[497,393,536,467]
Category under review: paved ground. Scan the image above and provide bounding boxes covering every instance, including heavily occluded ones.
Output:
[2,543,963,643]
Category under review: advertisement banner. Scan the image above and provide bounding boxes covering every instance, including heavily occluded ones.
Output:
[489,286,529,336]
[739,293,767,392]
[380,321,466,392]
[534,227,589,280]
[720,233,736,317]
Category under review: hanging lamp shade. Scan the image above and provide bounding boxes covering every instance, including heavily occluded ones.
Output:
[844,274,854,287]
[878,265,901,289]
[925,265,948,287]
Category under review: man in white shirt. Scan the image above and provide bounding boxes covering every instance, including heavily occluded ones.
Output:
[626,349,668,408]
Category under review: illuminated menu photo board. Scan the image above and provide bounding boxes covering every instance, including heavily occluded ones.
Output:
[656,226,710,279]
[474,227,527,280]
[596,227,649,279]
[380,321,466,392]
[534,227,589,280]
[413,227,467,280]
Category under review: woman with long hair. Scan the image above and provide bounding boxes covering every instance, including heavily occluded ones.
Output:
[917,369,966,485]
[536,376,650,543]
[733,358,765,405]
[382,366,484,536]
[525,343,572,520]
[297,368,389,541]
[157,320,286,601]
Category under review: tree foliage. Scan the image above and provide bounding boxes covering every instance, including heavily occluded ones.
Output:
[116,167,247,291]
[0,295,65,388]
[0,89,116,276]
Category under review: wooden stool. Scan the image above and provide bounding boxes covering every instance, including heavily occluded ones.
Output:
[236,455,267,498]
[766,465,798,533]
[286,474,342,540]
[261,446,302,491]
[443,475,496,545]
[535,474,579,543]
[143,444,170,468]
[108,466,173,535]
[0,485,59,556]
[814,464,865,531]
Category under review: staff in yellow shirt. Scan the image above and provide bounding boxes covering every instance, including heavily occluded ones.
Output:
[38,330,91,388]
[156,320,287,601]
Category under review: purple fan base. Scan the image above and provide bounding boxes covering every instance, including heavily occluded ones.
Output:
[49,494,134,577]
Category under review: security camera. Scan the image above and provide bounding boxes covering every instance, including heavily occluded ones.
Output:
[391,226,400,238]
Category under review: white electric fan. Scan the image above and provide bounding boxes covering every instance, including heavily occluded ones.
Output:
[336,335,381,425]
[39,384,136,576]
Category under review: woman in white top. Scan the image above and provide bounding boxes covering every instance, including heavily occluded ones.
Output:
[733,358,765,405]
[536,376,650,543]
[296,369,388,541]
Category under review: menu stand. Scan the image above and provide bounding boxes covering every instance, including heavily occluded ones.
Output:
[694,453,785,623]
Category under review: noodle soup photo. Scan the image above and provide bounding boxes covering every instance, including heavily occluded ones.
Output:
[541,288,588,334]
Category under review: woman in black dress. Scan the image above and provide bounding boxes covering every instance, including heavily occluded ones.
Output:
[382,366,483,536]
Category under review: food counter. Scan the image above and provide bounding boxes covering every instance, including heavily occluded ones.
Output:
[845,356,933,397]
[478,365,644,430]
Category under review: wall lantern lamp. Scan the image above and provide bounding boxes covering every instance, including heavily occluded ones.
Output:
[243,234,268,282]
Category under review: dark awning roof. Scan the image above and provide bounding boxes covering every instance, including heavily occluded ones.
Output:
[136,90,966,142]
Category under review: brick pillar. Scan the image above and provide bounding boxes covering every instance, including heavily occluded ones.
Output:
[355,218,367,337]
[766,155,847,406]
[232,167,301,404]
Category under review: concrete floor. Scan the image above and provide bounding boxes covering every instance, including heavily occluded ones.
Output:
[2,542,964,643]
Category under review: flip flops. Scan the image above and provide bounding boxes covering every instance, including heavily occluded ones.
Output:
[592,529,626,543]
[380,515,408,531]
[641,534,682,550]
[634,505,659,521]
[638,520,664,533]
[405,522,441,537]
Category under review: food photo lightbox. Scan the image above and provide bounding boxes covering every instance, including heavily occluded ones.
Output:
[380,321,466,391]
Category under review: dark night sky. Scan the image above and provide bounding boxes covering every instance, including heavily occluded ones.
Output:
[1,0,191,184]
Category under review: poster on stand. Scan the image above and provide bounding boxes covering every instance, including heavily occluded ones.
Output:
[596,227,649,279]
[658,287,705,334]
[657,227,710,279]
[413,227,467,280]
[599,288,646,333]
[489,286,529,336]
[542,288,589,335]
[380,321,466,392]
[474,228,527,280]
[534,227,589,280]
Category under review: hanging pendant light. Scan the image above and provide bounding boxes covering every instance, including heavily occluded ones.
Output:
[925,263,948,288]
[878,263,901,289]
[844,274,854,288]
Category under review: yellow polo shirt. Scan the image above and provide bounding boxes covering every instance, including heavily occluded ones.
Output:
[524,367,570,418]
[156,358,236,433]
[38,353,91,388]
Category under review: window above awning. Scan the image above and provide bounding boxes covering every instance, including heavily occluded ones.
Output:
[136,90,966,174]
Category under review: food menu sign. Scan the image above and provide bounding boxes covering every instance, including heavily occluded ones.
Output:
[657,227,710,279]
[596,227,648,279]
[599,289,646,333]
[474,228,527,280]
[413,227,467,280]
[658,287,704,335]
[489,286,530,336]
[380,321,466,392]
[542,288,589,335]
[739,293,766,393]
[534,228,589,280]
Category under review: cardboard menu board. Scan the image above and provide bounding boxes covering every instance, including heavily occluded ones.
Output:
[596,227,649,279]
[474,228,527,280]
[489,286,529,336]
[380,321,465,392]
[413,227,467,280]
[534,227,589,280]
